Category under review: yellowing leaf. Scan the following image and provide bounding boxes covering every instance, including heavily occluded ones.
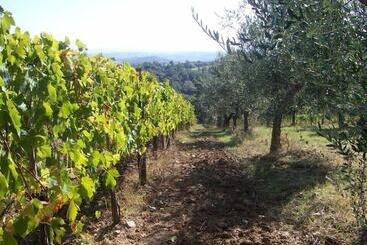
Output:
[58,103,70,118]
[43,101,53,117]
[0,77,5,86]
[67,200,78,222]
[47,84,57,104]
[51,63,63,78]
[95,210,101,219]
[36,144,51,160]
[1,12,15,31]
[70,150,87,170]
[91,150,100,167]
[58,102,77,119]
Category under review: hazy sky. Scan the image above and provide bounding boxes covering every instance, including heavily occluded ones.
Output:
[0,0,242,52]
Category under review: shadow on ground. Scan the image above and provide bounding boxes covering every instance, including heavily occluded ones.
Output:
[150,128,333,244]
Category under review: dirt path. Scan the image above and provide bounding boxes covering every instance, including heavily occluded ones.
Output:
[87,127,311,245]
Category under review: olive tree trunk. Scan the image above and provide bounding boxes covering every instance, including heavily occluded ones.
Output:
[270,84,302,153]
[291,111,296,126]
[243,111,249,132]
[270,112,283,152]
[233,115,238,129]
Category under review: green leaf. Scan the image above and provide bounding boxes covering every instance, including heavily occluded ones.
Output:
[0,172,8,197]
[58,102,71,119]
[75,220,84,233]
[105,168,119,189]
[31,199,43,214]
[59,103,69,119]
[35,46,46,62]
[36,144,51,160]
[64,36,70,45]
[75,39,86,51]
[70,150,87,170]
[2,230,17,245]
[13,216,38,238]
[0,77,5,87]
[47,84,57,104]
[50,218,66,244]
[82,130,92,141]
[1,12,15,32]
[6,99,21,133]
[67,200,78,222]
[51,63,63,78]
[79,176,95,200]
[43,101,53,118]
[95,210,101,219]
[91,150,100,167]
[7,154,18,181]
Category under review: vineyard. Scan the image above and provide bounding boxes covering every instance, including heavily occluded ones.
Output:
[0,0,367,244]
[0,10,195,244]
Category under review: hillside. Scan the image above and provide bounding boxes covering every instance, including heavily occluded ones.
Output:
[96,51,220,64]
[136,61,212,96]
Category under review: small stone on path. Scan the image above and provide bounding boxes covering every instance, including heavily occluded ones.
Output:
[126,220,137,229]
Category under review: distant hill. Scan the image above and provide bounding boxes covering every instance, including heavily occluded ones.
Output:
[136,60,212,96]
[89,51,221,64]
[115,56,171,64]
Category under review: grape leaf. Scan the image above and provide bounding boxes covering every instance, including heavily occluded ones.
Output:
[6,99,21,133]
[47,84,57,104]
[13,216,38,238]
[43,101,53,117]
[67,200,78,222]
[105,168,119,189]
[95,210,101,219]
[80,176,95,200]
[75,39,86,51]
[1,12,15,31]
[36,144,51,160]
[3,230,17,245]
[0,172,8,197]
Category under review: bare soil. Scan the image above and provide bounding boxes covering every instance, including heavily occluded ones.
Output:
[74,127,350,245]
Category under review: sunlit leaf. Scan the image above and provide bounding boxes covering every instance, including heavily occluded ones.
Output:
[6,99,21,133]
[67,200,78,222]
[80,176,95,200]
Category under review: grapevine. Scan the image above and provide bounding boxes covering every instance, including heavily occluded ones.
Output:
[0,9,195,244]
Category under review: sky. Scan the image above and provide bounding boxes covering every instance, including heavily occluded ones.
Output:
[0,0,242,53]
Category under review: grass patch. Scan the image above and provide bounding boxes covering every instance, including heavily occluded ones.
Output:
[118,169,148,216]
[186,125,244,147]
[252,126,329,148]
[282,182,355,242]
[223,125,357,243]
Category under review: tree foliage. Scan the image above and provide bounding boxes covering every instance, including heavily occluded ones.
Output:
[193,0,367,226]
[136,61,211,96]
